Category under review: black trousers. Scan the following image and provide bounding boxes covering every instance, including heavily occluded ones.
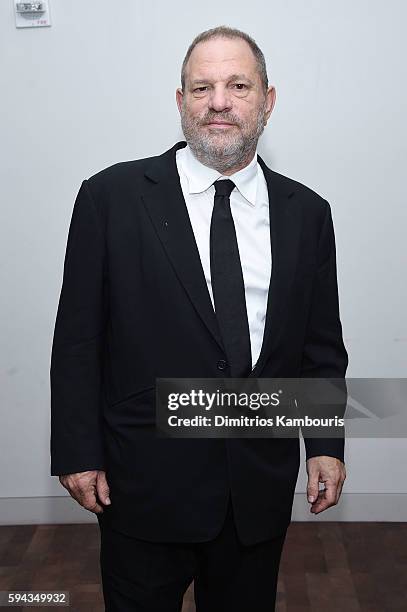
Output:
[97,495,287,611]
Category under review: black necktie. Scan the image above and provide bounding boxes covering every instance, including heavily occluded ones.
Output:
[210,179,252,377]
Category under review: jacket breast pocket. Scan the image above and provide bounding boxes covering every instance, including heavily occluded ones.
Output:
[295,256,317,281]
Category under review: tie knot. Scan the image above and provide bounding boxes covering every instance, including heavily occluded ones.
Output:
[214,179,236,198]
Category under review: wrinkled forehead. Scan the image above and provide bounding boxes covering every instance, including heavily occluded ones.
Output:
[185,37,260,85]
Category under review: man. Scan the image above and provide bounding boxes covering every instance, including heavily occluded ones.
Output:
[50,26,347,611]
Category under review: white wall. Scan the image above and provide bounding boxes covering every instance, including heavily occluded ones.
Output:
[1,0,406,523]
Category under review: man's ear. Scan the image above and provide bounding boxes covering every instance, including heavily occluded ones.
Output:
[264,86,276,125]
[176,88,183,114]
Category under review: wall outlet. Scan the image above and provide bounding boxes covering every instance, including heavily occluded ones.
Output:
[15,1,51,29]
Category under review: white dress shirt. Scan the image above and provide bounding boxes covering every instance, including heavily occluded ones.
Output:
[175,144,271,370]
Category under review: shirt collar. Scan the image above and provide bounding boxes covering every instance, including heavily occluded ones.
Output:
[179,143,258,207]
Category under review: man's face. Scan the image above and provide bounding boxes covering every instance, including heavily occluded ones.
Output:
[176,36,276,172]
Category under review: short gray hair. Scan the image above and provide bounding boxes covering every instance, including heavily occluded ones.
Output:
[181,26,269,95]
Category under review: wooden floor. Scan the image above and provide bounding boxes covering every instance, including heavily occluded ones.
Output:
[0,521,406,611]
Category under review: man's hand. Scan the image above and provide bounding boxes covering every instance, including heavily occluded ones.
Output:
[306,456,346,514]
[59,470,111,514]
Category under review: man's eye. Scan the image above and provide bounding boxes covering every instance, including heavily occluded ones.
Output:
[233,84,247,90]
[194,86,208,92]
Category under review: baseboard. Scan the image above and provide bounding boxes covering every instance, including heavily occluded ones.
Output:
[291,492,407,521]
[0,493,406,525]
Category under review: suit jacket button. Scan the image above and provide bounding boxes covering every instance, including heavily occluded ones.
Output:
[217,359,227,371]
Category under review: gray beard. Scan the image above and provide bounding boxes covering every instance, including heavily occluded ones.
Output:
[180,107,266,174]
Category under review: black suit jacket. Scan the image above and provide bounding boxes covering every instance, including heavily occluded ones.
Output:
[50,140,348,545]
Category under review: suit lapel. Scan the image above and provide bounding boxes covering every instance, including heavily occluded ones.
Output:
[251,156,300,376]
[141,141,225,352]
[141,141,301,374]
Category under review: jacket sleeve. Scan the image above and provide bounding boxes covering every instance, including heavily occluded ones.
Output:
[299,201,348,463]
[50,180,108,476]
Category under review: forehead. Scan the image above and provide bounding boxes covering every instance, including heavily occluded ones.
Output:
[186,37,259,82]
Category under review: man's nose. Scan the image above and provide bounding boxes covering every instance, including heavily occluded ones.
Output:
[208,85,232,112]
